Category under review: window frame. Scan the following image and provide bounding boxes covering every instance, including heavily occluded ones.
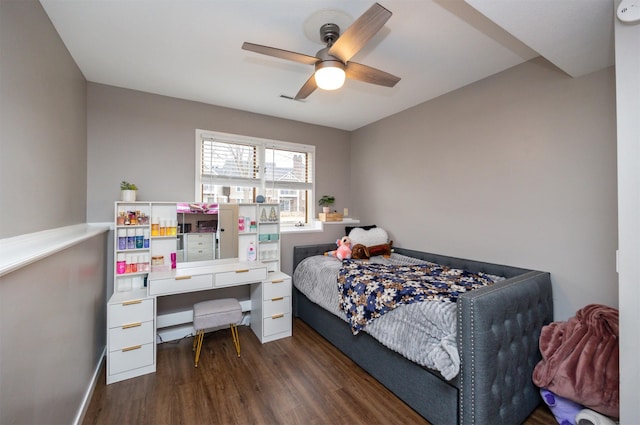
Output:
[195,129,316,225]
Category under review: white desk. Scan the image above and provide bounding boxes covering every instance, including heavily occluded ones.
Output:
[106,259,291,384]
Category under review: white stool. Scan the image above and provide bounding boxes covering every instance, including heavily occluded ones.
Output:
[192,298,242,367]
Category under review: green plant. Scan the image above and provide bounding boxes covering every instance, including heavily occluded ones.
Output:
[120,181,138,191]
[318,195,335,207]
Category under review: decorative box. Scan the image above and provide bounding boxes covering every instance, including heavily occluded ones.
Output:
[319,212,343,222]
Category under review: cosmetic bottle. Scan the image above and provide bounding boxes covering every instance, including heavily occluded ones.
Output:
[125,254,132,274]
[151,217,160,236]
[116,253,126,274]
[143,228,150,248]
[127,228,136,249]
[135,228,144,249]
[131,255,138,273]
[247,242,256,261]
[118,229,127,250]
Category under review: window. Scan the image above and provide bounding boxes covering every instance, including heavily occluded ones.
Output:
[196,129,315,225]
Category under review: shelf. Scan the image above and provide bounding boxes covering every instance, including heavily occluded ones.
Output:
[115,271,148,277]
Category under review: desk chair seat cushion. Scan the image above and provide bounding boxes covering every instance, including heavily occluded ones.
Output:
[193,298,242,331]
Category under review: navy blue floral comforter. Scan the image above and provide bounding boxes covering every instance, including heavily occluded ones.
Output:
[337,259,498,334]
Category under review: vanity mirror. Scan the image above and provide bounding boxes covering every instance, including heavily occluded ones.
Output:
[176,203,238,263]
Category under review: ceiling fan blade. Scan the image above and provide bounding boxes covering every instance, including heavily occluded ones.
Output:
[345,61,400,87]
[328,3,392,63]
[242,42,319,65]
[294,74,317,100]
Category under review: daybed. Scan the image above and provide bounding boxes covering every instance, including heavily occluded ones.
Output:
[292,244,553,425]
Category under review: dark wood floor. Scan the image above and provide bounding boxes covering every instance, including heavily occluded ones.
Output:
[84,318,556,424]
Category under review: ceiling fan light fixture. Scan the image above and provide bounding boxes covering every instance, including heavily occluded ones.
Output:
[314,60,346,90]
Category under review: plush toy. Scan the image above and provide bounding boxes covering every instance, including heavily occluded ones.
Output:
[540,388,583,425]
[325,236,352,260]
[351,243,370,260]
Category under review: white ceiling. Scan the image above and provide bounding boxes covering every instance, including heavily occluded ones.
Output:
[39,0,615,131]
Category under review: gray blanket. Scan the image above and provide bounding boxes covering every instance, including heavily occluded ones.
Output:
[294,253,463,380]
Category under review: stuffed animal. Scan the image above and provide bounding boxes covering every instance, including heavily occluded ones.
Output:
[325,236,352,260]
[351,243,370,260]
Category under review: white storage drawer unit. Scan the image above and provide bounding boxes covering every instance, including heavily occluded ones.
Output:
[250,272,292,343]
[107,291,156,384]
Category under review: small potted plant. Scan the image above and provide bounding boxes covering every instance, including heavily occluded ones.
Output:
[120,181,138,202]
[318,195,335,213]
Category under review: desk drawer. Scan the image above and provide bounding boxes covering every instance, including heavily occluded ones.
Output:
[109,321,154,351]
[149,273,213,295]
[262,277,291,300]
[263,296,290,318]
[186,233,213,245]
[215,267,266,288]
[263,312,291,337]
[108,298,154,328]
[186,249,213,262]
[109,342,154,375]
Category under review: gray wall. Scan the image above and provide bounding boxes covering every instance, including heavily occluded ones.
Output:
[350,58,618,322]
[0,0,87,239]
[0,234,108,425]
[86,83,351,223]
[0,2,108,423]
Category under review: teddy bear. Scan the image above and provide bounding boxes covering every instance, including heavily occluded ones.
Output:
[325,236,352,260]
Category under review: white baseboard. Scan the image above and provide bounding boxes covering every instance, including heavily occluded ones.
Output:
[74,347,106,425]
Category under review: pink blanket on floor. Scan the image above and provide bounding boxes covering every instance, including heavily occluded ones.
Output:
[532,304,619,418]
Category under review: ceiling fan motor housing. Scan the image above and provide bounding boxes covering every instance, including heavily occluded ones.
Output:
[320,23,340,45]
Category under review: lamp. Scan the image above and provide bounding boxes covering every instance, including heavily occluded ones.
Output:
[314,60,346,90]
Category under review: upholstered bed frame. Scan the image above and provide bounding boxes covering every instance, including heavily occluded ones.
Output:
[293,244,553,425]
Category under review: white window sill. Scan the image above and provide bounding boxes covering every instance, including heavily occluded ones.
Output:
[281,218,360,234]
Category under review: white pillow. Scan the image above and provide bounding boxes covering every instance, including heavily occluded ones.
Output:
[348,227,388,247]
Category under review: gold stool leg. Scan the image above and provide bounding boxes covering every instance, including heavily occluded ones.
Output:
[194,329,205,367]
[230,324,241,357]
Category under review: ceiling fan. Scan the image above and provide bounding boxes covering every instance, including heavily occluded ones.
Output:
[241,3,400,100]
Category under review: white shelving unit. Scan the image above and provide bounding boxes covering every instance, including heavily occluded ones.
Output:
[237,203,281,273]
[108,201,177,384]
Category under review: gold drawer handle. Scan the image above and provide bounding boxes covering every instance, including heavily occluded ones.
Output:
[271,297,284,301]
[122,322,142,329]
[122,300,142,306]
[175,275,192,280]
[271,279,284,283]
[122,345,142,352]
[271,313,285,319]
[235,269,249,273]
